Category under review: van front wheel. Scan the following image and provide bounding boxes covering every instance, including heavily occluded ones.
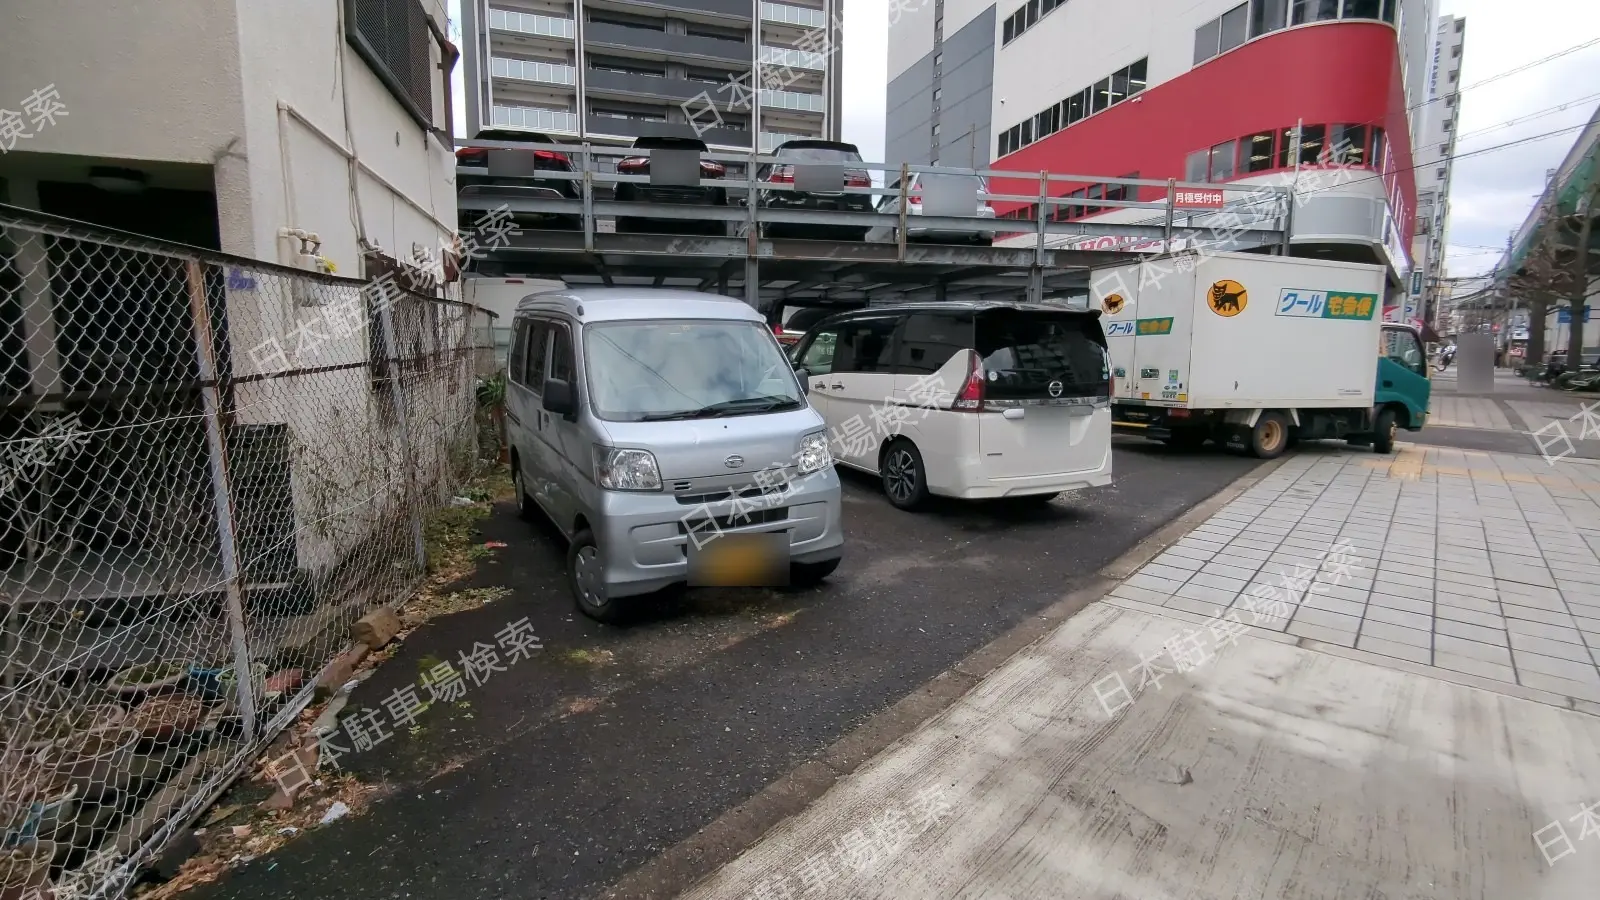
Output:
[569,530,626,624]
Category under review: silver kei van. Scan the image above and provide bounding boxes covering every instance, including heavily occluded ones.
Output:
[505,288,845,623]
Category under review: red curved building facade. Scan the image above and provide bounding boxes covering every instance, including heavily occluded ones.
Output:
[886,0,1440,282]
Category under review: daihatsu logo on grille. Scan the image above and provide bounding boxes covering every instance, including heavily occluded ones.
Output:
[724,455,744,469]
[1048,381,1064,398]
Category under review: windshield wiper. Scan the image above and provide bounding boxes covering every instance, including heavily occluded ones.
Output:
[635,395,801,421]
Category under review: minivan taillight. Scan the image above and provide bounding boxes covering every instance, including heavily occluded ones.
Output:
[767,165,795,183]
[953,350,985,412]
[456,148,488,166]
[617,156,650,172]
[700,160,726,177]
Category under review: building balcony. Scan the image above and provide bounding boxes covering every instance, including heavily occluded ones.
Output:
[606,0,754,22]
[759,88,824,113]
[585,114,752,149]
[759,45,825,70]
[585,21,750,65]
[760,1,826,29]
[491,57,577,87]
[587,67,745,106]
[488,8,575,40]
[491,104,580,134]
[759,130,812,151]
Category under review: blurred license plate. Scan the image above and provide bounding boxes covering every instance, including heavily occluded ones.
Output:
[688,532,790,587]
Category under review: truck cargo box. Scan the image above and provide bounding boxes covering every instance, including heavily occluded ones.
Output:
[1093,251,1387,410]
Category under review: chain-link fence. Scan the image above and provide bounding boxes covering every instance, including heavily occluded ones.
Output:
[0,207,495,899]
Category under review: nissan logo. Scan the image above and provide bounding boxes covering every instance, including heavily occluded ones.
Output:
[1048,380,1064,398]
[724,455,744,469]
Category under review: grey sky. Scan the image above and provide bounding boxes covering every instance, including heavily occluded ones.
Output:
[449,0,1597,280]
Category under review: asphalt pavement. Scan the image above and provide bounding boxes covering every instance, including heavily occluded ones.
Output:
[185,438,1260,900]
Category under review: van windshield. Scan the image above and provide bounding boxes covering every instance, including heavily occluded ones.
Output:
[975,310,1110,401]
[584,319,805,422]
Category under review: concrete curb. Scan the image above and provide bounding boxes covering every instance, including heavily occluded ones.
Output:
[602,455,1289,900]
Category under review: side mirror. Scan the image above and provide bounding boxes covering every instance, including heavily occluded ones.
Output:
[542,378,576,417]
[793,366,810,393]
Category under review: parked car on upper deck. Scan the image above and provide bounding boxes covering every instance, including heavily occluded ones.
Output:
[866,172,997,246]
[456,129,580,232]
[754,140,875,241]
[612,136,730,236]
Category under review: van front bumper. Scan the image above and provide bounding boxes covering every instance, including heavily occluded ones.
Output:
[595,467,844,599]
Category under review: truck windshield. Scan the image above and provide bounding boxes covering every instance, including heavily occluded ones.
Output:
[583,319,804,422]
[975,310,1110,401]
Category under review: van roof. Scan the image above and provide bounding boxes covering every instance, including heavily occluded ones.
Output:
[513,287,765,324]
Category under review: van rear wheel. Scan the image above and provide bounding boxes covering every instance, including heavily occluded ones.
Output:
[880,440,930,511]
[513,459,536,522]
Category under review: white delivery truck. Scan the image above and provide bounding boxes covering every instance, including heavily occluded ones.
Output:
[1092,251,1432,459]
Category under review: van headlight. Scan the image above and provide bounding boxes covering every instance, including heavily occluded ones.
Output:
[595,446,662,491]
[796,432,831,474]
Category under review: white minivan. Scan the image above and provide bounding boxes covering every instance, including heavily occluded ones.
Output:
[790,302,1114,510]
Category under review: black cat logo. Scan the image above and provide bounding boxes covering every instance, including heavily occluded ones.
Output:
[1208,280,1248,317]
[1103,294,1126,315]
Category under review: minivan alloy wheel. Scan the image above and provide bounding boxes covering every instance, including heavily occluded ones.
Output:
[883,447,918,503]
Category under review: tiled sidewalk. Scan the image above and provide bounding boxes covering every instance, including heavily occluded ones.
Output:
[1103,444,1600,707]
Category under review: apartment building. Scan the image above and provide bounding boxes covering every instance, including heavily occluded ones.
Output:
[459,0,844,153]
[887,0,1440,291]
[1412,14,1467,328]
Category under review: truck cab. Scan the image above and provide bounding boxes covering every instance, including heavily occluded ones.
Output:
[1375,322,1432,443]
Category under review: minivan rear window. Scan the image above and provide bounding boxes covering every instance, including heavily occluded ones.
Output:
[776,144,865,163]
[975,310,1109,401]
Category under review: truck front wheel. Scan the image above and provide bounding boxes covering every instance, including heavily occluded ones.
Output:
[1372,408,1399,454]
[1249,412,1290,459]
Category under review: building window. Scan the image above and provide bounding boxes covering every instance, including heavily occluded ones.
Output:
[932,123,941,136]
[1242,131,1275,172]
[1250,0,1288,37]
[1296,124,1326,165]
[1455,18,1465,31]
[934,53,943,66]
[1290,0,1338,25]
[1451,44,1461,58]
[1343,0,1383,20]
[1021,119,1033,145]
[1209,140,1236,182]
[1219,4,1249,53]
[1447,69,1458,82]
[1194,18,1221,64]
[1066,88,1087,124]
[1127,58,1147,94]
[1003,16,1016,43]
[933,88,943,101]
[1092,76,1111,113]
[1330,124,1367,164]
[345,0,449,131]
[1372,126,1387,170]
[1186,150,1209,183]
[1026,0,1040,26]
